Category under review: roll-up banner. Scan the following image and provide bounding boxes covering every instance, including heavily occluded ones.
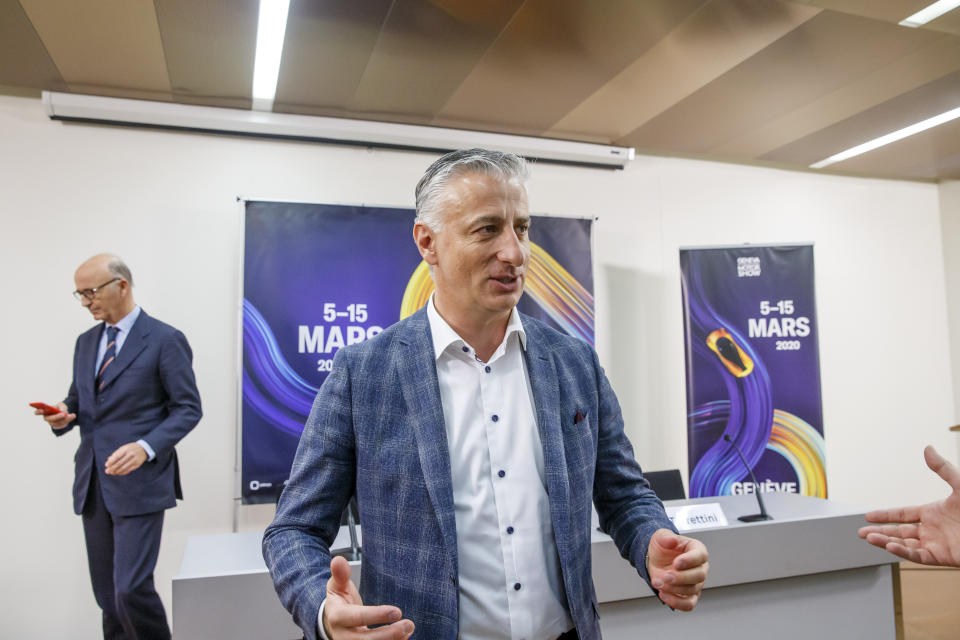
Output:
[241,201,594,503]
[680,245,826,499]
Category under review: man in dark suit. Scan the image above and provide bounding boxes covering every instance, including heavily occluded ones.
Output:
[38,254,202,640]
[263,150,709,640]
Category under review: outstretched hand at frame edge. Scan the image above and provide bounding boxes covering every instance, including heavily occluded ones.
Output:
[858,445,960,567]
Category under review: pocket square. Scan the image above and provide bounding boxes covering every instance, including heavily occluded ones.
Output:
[574,410,585,424]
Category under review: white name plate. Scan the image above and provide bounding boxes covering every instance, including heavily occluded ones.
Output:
[665,503,728,531]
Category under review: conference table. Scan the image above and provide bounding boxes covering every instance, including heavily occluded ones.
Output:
[172,493,898,639]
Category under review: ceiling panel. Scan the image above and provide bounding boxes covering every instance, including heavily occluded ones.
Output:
[827,115,960,179]
[796,0,930,23]
[712,35,960,158]
[2,0,959,180]
[155,0,258,108]
[548,0,821,142]
[0,0,65,91]
[926,9,960,36]
[799,0,960,35]
[762,69,960,166]
[272,0,393,115]
[434,0,707,135]
[19,0,171,99]
[617,10,941,154]
[345,0,522,122]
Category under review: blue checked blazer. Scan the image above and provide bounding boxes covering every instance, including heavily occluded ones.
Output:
[263,308,675,640]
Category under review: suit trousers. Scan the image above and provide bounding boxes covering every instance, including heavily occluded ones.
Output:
[81,469,169,640]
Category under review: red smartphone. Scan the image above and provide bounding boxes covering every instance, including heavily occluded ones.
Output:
[30,402,63,416]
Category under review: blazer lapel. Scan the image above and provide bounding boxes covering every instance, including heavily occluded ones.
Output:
[98,311,150,392]
[78,325,102,399]
[396,310,459,573]
[522,317,572,545]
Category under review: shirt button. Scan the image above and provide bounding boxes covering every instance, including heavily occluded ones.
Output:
[498,470,506,478]
[514,583,522,591]
[506,526,514,534]
[491,414,499,422]
[461,346,469,353]
[485,365,491,373]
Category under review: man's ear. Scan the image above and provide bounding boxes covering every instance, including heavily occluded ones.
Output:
[413,222,439,266]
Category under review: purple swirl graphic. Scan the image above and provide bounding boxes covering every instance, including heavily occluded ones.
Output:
[684,253,773,497]
[242,299,318,436]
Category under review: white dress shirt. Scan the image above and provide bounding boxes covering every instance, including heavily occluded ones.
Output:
[95,305,156,461]
[428,299,573,640]
[317,301,573,640]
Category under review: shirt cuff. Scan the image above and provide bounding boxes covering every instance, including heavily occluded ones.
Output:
[317,598,330,640]
[137,439,156,461]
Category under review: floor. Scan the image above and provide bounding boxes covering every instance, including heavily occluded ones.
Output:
[899,562,960,640]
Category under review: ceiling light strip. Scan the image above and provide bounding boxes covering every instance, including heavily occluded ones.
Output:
[899,0,960,27]
[252,0,291,111]
[809,105,960,169]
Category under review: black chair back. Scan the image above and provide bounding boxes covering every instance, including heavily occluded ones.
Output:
[644,469,686,501]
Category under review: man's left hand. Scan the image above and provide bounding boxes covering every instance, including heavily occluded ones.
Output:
[105,443,148,476]
[647,528,709,611]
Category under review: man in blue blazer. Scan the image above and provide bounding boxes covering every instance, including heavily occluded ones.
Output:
[39,254,202,640]
[263,150,709,640]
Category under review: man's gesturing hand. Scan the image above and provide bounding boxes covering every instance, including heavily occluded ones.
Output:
[858,445,960,567]
[647,528,709,611]
[322,556,414,639]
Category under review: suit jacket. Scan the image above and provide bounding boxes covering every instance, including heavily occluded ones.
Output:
[57,310,202,517]
[263,308,674,640]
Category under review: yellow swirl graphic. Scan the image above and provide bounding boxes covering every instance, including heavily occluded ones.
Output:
[400,260,435,320]
[399,242,594,342]
[768,409,827,498]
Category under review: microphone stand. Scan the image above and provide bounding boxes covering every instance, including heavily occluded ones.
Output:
[723,435,773,522]
[333,499,362,561]
[346,504,361,561]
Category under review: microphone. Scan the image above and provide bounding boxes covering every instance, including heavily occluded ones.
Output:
[723,434,773,522]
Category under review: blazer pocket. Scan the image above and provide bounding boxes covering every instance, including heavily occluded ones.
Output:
[121,365,154,379]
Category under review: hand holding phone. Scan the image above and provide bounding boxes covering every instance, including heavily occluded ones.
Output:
[30,402,64,416]
[31,402,74,429]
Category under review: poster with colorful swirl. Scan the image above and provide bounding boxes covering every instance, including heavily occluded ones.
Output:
[241,201,594,503]
[680,245,826,500]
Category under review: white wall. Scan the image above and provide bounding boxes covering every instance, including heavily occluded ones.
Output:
[0,93,955,638]
[940,179,960,463]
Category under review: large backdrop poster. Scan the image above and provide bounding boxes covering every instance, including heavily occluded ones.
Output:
[680,245,826,499]
[241,200,594,503]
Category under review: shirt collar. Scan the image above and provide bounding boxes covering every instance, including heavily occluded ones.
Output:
[108,305,141,334]
[426,296,527,362]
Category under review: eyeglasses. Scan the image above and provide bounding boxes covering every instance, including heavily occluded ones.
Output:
[73,278,120,302]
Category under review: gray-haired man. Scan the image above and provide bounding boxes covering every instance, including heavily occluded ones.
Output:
[263,149,709,640]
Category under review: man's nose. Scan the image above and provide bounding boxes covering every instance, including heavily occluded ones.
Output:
[497,229,526,266]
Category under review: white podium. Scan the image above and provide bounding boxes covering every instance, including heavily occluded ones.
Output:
[173,493,897,639]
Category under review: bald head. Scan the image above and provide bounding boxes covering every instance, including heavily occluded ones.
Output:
[74,254,135,324]
[76,253,134,287]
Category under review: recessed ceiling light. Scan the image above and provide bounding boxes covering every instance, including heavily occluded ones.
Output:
[899,0,960,27]
[809,105,960,169]
[252,0,291,112]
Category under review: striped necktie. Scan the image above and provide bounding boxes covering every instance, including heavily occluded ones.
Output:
[97,326,120,392]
